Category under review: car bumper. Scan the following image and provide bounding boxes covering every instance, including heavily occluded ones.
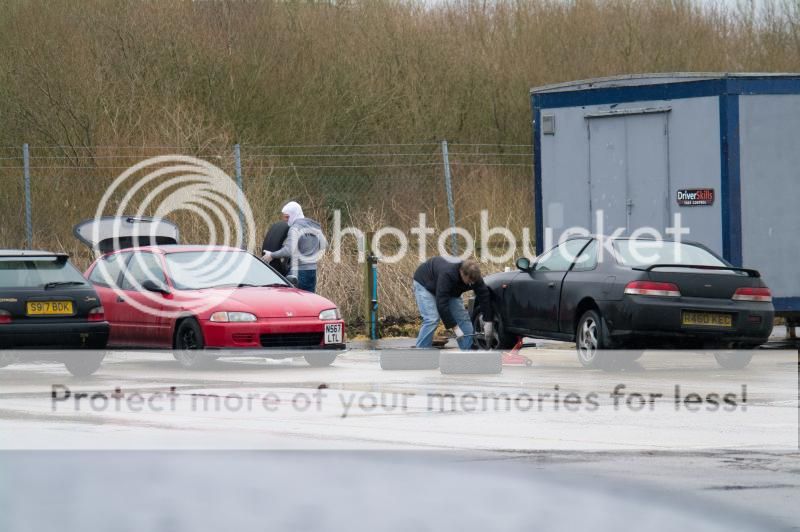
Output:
[0,321,110,349]
[601,296,774,347]
[196,348,349,360]
[200,317,347,352]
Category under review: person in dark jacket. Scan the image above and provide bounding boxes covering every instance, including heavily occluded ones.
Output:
[412,257,493,350]
[262,218,290,276]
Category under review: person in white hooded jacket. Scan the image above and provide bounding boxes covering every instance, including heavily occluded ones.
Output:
[263,201,327,292]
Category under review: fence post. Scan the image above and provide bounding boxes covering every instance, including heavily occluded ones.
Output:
[23,143,32,249]
[364,232,379,340]
[233,143,245,246]
[441,140,458,255]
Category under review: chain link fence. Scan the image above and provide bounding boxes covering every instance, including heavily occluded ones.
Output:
[0,142,534,331]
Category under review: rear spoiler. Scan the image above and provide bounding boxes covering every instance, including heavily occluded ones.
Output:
[0,253,69,261]
[633,264,761,278]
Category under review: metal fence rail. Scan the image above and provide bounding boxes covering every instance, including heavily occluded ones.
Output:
[0,141,534,254]
[0,142,534,327]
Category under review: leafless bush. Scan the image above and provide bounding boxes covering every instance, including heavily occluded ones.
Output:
[2,0,800,329]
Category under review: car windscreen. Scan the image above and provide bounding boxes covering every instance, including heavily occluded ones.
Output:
[164,251,288,290]
[0,257,87,288]
[613,240,730,270]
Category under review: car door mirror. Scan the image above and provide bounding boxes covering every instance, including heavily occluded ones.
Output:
[516,257,532,272]
[285,275,299,288]
[141,279,171,295]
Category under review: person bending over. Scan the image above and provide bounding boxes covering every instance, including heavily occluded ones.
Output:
[412,257,493,350]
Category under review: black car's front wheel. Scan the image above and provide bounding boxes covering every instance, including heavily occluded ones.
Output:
[472,311,517,350]
[576,309,608,368]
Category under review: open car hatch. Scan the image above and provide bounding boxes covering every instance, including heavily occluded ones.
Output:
[73,216,180,254]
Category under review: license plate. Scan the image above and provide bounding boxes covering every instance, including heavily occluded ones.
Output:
[682,311,733,328]
[324,323,343,344]
[27,300,73,316]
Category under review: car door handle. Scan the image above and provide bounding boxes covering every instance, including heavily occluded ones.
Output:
[547,282,555,288]
[116,296,125,303]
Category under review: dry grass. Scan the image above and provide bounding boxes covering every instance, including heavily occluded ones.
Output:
[2,0,800,330]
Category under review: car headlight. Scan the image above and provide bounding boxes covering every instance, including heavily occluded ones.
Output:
[209,311,257,323]
[319,308,341,321]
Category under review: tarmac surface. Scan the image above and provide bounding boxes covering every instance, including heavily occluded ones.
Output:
[0,335,797,530]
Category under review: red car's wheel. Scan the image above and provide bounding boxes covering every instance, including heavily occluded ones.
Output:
[174,319,210,369]
[304,352,338,367]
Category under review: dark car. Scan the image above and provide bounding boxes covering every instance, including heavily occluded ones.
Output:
[470,237,774,369]
[0,250,109,376]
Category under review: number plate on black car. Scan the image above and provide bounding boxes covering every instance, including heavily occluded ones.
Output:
[682,311,733,328]
[324,323,343,344]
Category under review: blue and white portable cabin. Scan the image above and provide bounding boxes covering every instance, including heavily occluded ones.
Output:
[530,73,800,319]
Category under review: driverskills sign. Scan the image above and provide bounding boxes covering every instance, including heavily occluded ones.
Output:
[677,188,714,206]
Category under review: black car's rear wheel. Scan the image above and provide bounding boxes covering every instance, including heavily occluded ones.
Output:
[713,351,753,369]
[174,319,209,369]
[64,352,106,377]
[472,311,516,350]
[576,309,608,368]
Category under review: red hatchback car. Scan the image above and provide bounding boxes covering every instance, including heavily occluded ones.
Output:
[76,216,345,368]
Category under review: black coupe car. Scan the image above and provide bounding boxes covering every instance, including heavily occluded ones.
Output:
[0,250,109,376]
[470,237,774,369]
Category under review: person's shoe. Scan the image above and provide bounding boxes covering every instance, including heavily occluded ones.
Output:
[432,335,449,347]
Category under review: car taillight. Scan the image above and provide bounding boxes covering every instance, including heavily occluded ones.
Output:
[0,310,10,324]
[624,281,681,297]
[732,287,772,302]
[88,306,105,322]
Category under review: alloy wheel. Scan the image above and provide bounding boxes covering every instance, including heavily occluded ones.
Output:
[578,317,598,363]
[475,313,500,350]
[176,327,200,366]
[180,328,199,350]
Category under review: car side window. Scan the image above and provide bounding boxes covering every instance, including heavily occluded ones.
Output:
[120,253,167,291]
[534,239,590,272]
[571,240,598,272]
[88,252,131,287]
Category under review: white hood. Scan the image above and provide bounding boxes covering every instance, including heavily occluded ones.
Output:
[281,201,305,225]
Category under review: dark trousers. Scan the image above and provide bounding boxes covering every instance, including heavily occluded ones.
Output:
[298,269,317,292]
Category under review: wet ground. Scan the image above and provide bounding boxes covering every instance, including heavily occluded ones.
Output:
[0,338,797,529]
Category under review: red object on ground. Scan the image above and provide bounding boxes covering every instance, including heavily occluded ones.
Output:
[502,337,533,366]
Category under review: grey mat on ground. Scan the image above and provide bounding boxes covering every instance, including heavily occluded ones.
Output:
[439,351,502,374]
[379,349,440,370]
